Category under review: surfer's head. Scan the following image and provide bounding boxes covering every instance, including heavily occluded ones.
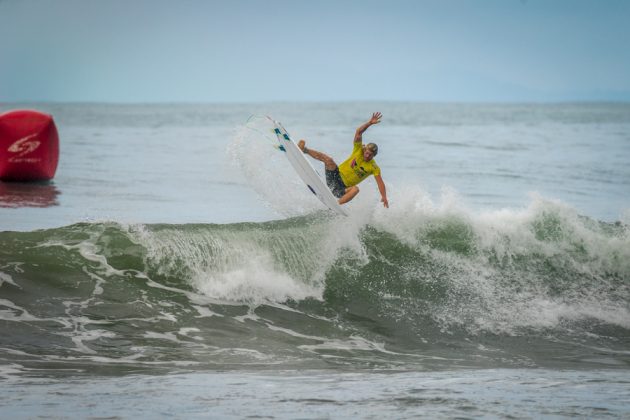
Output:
[363,143,378,161]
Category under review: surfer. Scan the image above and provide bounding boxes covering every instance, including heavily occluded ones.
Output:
[298,112,388,208]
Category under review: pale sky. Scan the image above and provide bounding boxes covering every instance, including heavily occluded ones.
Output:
[1,0,629,103]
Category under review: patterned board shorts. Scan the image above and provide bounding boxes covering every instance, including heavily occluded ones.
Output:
[325,167,347,198]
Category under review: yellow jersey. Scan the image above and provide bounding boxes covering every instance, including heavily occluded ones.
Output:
[338,142,380,187]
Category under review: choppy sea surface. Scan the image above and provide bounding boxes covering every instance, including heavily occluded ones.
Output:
[1,102,629,418]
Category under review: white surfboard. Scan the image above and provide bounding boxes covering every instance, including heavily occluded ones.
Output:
[268,117,348,216]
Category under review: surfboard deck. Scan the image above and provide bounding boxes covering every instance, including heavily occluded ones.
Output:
[267,117,348,216]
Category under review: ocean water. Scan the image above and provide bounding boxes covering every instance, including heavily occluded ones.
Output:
[1,102,629,418]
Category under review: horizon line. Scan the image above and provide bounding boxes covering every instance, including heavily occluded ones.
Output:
[2,99,630,106]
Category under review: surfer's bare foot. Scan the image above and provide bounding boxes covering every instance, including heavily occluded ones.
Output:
[298,139,308,154]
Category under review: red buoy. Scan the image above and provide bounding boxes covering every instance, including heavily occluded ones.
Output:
[0,110,59,181]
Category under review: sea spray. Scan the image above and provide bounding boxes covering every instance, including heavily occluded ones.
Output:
[227,119,324,217]
[370,190,630,333]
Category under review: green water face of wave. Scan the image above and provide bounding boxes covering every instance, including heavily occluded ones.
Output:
[1,204,629,374]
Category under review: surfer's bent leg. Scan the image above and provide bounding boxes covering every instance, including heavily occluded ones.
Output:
[339,186,359,205]
[298,139,337,171]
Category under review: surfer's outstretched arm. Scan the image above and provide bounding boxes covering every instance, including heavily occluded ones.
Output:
[354,112,382,143]
[375,174,389,208]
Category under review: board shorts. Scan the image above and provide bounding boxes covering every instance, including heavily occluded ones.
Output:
[325,167,347,198]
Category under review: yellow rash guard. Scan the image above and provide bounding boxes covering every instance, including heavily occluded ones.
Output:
[338,142,380,187]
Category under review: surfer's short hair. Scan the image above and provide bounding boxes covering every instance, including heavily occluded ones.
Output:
[365,143,378,156]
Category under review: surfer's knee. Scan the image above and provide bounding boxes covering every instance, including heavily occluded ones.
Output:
[338,186,359,205]
[322,156,337,170]
[346,186,359,195]
[322,155,334,165]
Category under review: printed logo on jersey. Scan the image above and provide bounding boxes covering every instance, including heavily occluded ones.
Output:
[350,159,368,178]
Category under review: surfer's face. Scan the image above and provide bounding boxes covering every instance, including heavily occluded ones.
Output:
[363,143,378,161]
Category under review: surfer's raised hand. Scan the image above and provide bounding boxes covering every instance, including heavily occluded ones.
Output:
[369,112,382,125]
[355,112,382,142]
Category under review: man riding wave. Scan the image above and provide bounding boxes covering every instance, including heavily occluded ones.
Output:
[298,112,388,208]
